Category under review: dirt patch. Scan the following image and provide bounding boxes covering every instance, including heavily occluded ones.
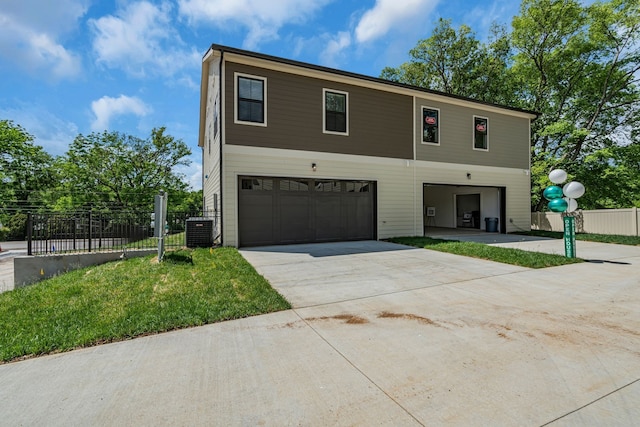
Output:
[377,311,443,327]
[305,314,369,324]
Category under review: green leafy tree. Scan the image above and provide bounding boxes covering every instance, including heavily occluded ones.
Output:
[0,120,55,234]
[512,0,640,209]
[172,189,203,212]
[381,19,516,104]
[381,0,640,210]
[59,127,192,212]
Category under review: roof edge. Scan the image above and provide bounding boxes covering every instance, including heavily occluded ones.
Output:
[206,43,539,118]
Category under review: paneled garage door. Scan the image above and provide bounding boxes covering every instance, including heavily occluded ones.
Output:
[238,176,376,247]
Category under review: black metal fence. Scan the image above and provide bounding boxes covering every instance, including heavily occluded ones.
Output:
[26,210,219,256]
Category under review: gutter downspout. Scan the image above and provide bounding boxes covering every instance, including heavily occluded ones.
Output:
[218,49,225,246]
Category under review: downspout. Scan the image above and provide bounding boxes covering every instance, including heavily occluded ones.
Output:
[218,50,225,246]
[413,95,417,236]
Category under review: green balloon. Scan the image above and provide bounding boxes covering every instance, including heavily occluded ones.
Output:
[543,185,563,201]
[548,198,568,212]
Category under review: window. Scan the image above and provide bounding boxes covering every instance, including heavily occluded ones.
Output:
[280,179,309,191]
[346,182,370,193]
[241,178,273,191]
[315,180,341,192]
[474,116,488,150]
[323,89,348,135]
[235,73,266,125]
[422,107,440,144]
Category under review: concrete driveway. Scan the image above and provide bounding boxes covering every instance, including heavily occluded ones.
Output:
[1,240,639,426]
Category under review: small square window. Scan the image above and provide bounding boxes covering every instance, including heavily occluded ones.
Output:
[422,107,439,144]
[235,73,266,126]
[474,116,488,150]
[323,89,348,135]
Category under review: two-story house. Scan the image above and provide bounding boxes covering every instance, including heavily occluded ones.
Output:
[199,45,537,247]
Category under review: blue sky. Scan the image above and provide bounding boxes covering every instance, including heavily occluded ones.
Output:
[0,0,522,190]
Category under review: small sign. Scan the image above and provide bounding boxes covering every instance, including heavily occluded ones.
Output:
[563,216,576,258]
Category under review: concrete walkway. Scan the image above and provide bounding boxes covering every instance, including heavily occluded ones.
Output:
[0,241,27,293]
[1,240,639,425]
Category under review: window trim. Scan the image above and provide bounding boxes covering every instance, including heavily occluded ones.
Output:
[421,106,441,146]
[473,115,489,151]
[234,72,267,127]
[322,88,349,136]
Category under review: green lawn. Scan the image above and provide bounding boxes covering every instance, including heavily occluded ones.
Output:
[389,236,583,268]
[0,247,290,363]
[517,230,640,246]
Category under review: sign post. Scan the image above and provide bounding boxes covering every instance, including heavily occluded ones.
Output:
[543,169,585,259]
[154,190,168,261]
[563,215,576,258]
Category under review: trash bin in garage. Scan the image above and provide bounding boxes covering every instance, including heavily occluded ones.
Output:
[485,217,499,232]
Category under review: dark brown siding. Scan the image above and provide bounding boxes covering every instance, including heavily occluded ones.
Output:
[225,62,413,159]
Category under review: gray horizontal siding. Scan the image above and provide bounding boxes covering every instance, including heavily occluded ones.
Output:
[415,98,530,169]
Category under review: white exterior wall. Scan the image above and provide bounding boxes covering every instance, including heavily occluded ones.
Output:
[202,56,222,217]
[222,145,416,247]
[220,146,531,247]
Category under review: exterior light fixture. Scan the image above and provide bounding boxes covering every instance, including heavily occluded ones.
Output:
[466,173,471,179]
[312,163,317,171]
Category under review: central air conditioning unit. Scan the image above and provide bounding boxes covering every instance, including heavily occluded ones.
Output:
[185,217,214,248]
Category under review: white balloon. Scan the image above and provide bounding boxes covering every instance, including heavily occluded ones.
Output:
[549,169,567,184]
[564,197,578,212]
[563,181,585,199]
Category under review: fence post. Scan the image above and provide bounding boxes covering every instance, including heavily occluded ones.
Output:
[27,212,33,256]
[73,215,77,251]
[88,211,93,253]
[633,207,638,237]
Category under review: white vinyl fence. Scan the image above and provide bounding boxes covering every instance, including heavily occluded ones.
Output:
[531,208,640,236]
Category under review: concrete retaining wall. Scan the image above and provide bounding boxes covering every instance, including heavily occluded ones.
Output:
[14,250,156,288]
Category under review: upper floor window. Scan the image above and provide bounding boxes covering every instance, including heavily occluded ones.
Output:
[235,73,266,126]
[323,89,348,135]
[474,116,488,150]
[422,107,440,144]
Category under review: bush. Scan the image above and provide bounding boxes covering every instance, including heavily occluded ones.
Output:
[5,213,27,240]
[0,227,11,241]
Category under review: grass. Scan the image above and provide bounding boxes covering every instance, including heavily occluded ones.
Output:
[121,231,186,249]
[388,236,583,268]
[517,230,640,246]
[0,247,290,363]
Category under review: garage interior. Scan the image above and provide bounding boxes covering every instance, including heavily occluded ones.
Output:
[423,184,506,234]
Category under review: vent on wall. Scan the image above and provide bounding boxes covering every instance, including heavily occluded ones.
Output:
[186,218,214,248]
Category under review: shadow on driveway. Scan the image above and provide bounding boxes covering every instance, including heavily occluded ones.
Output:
[240,240,414,258]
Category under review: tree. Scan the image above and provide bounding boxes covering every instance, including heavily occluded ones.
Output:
[381,19,516,104]
[380,0,640,210]
[512,0,640,209]
[59,127,192,212]
[172,189,203,212]
[0,120,55,212]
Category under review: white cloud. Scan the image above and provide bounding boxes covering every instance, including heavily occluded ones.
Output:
[90,95,151,131]
[319,32,352,68]
[355,0,439,44]
[0,105,79,156]
[0,0,87,79]
[175,160,202,190]
[178,0,333,50]
[89,1,200,78]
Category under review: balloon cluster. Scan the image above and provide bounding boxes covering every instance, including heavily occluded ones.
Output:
[543,169,585,213]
